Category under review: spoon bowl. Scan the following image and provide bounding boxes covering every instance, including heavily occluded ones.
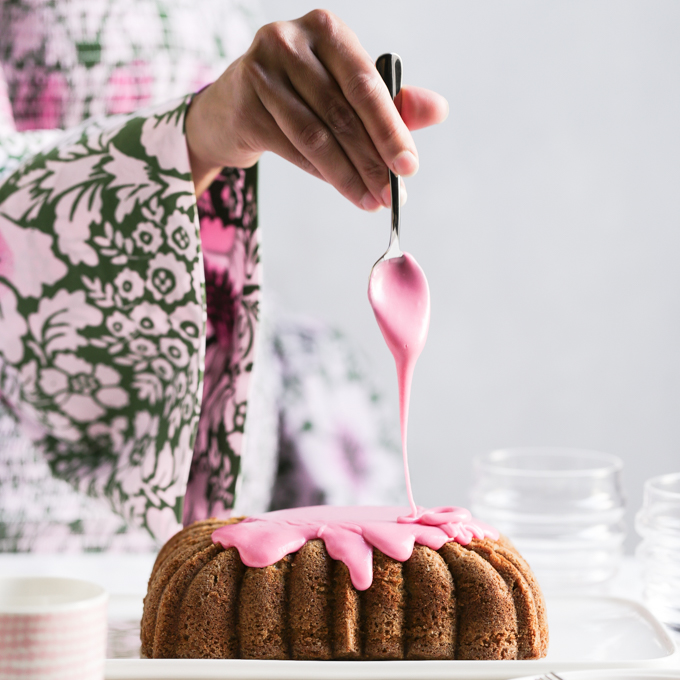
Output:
[368,252,430,368]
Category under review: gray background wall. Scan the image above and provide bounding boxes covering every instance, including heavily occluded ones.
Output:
[258,0,680,551]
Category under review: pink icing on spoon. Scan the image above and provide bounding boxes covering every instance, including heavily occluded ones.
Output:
[211,505,498,591]
[368,252,430,517]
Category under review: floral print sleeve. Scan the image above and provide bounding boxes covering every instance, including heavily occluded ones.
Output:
[0,66,61,180]
[0,95,207,542]
[0,0,264,549]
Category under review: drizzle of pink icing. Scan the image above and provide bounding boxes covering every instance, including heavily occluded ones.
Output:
[211,505,498,591]
[210,249,500,590]
[368,252,430,516]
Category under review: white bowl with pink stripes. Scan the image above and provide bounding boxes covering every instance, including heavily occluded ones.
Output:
[0,577,108,680]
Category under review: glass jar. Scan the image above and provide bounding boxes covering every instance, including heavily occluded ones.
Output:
[470,447,626,592]
[635,472,680,629]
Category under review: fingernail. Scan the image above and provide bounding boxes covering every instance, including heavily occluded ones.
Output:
[361,192,382,212]
[381,184,391,207]
[393,150,419,177]
[442,98,451,122]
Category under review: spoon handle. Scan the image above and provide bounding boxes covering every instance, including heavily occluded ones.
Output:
[376,53,402,255]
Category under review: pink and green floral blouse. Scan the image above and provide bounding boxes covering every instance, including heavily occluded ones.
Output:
[0,0,404,551]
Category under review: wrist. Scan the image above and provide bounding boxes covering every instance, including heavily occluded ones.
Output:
[185,86,223,197]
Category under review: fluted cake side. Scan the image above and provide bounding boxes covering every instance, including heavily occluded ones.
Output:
[141,519,548,660]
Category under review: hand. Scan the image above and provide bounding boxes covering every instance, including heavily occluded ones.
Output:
[185,9,449,206]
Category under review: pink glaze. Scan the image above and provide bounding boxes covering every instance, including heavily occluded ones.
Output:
[209,249,500,590]
[211,505,498,591]
[368,252,430,516]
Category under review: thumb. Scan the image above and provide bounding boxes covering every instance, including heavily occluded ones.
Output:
[397,85,449,131]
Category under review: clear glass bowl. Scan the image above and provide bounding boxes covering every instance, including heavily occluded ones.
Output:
[635,472,680,629]
[470,447,626,592]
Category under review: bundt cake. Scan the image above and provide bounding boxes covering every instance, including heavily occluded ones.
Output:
[141,507,548,661]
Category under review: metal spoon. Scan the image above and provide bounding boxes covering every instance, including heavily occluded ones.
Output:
[373,52,403,263]
[368,55,430,517]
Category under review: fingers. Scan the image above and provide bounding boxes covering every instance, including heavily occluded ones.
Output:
[257,115,326,183]
[280,36,396,209]
[398,86,450,131]
[247,51,382,210]
[303,10,421,179]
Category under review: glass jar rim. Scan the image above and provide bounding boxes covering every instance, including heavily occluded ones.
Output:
[644,472,680,500]
[474,447,623,478]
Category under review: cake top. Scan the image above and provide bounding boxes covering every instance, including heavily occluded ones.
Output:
[211,504,498,590]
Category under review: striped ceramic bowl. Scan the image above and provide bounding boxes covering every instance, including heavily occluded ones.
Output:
[0,577,108,680]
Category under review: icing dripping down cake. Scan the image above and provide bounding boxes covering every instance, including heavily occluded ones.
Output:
[141,507,548,660]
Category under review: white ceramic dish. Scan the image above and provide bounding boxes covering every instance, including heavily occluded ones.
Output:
[105,595,678,680]
[510,671,680,680]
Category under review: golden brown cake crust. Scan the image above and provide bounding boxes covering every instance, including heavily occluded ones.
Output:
[237,556,292,659]
[468,539,543,659]
[288,539,333,660]
[150,519,232,582]
[142,519,234,657]
[141,536,213,657]
[175,547,245,658]
[141,523,548,661]
[404,545,456,660]
[331,560,362,659]
[439,541,518,660]
[491,540,549,657]
[362,549,406,659]
[153,544,222,658]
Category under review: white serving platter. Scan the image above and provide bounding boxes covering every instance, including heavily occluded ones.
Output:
[510,671,680,680]
[105,595,678,680]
